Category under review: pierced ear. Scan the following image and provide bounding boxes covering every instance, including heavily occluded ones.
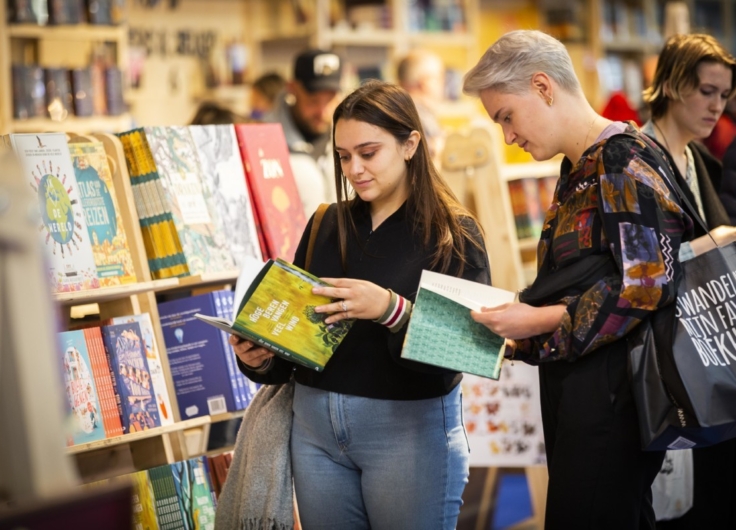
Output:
[531,72,553,106]
[405,130,421,158]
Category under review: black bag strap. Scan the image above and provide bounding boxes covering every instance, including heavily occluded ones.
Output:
[305,203,330,271]
[612,132,715,245]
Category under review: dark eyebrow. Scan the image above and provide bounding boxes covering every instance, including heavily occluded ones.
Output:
[335,141,381,151]
[492,108,505,122]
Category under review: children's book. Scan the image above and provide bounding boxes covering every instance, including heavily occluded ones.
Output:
[10,132,100,292]
[69,139,137,286]
[130,470,160,530]
[101,322,161,432]
[144,126,236,275]
[83,326,124,438]
[170,458,216,530]
[58,330,106,445]
[195,257,352,372]
[148,465,188,530]
[400,270,515,380]
[234,123,307,261]
[110,313,174,425]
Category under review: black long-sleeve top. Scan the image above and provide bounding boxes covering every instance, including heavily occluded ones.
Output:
[237,201,491,400]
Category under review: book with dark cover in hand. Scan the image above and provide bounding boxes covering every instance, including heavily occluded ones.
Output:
[401,270,515,380]
[195,257,353,372]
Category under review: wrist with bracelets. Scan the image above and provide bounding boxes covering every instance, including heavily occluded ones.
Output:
[373,289,412,332]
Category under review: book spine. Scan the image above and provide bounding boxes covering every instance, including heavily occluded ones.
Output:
[212,291,242,410]
[99,327,128,435]
[84,328,122,438]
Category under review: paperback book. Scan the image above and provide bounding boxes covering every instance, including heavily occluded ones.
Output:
[195,257,352,372]
[401,270,515,380]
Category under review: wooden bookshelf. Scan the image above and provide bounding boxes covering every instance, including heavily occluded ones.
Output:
[9,116,133,134]
[8,23,126,41]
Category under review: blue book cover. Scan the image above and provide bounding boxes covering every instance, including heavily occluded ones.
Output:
[58,330,106,445]
[159,293,237,419]
[171,458,216,530]
[101,322,161,432]
[212,290,243,410]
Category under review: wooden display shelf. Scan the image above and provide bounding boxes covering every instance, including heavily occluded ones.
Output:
[500,159,561,182]
[66,416,210,456]
[254,26,313,42]
[175,270,240,289]
[9,115,133,134]
[8,23,126,41]
[53,279,178,305]
[602,38,661,54]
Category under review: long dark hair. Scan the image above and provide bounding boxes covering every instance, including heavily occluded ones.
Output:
[332,80,483,274]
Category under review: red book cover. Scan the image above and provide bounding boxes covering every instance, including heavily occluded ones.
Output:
[234,123,307,261]
[83,327,124,438]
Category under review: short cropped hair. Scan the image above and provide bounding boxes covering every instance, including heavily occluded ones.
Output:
[643,34,736,120]
[397,49,443,89]
[463,30,581,96]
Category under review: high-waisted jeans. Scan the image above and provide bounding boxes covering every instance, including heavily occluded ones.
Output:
[291,382,470,530]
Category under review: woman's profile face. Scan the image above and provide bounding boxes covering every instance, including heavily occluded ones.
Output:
[334,118,414,208]
[667,61,733,140]
[479,87,556,161]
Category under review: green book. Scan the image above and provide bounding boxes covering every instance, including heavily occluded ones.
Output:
[401,270,515,380]
[195,257,353,371]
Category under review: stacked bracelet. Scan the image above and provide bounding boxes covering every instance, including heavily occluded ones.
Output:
[373,289,413,332]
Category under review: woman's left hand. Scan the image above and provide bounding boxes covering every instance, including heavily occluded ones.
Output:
[313,278,392,324]
[470,303,567,340]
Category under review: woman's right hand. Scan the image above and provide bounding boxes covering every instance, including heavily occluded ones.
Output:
[228,335,274,369]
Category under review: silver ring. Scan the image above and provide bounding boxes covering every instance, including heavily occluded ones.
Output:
[341,300,347,313]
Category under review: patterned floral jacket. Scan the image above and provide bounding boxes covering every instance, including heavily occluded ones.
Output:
[511,124,693,363]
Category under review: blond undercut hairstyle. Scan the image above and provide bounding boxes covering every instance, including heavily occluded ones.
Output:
[463,30,581,96]
[643,34,736,120]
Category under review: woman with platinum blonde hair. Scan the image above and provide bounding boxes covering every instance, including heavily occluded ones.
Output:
[465,30,694,529]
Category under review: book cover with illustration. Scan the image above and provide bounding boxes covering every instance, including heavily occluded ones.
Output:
[117,128,189,279]
[58,330,106,445]
[234,123,306,261]
[401,270,515,380]
[101,322,161,432]
[189,124,263,266]
[10,133,100,292]
[159,293,238,419]
[195,258,353,372]
[110,313,174,425]
[69,139,137,286]
[144,126,236,275]
[171,458,216,530]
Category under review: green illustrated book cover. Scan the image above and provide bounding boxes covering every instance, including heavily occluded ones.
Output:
[195,258,352,371]
[401,270,515,380]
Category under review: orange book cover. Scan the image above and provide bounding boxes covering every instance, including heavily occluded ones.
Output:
[234,124,307,261]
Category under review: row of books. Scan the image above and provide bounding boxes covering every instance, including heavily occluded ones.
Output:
[86,454,227,530]
[61,301,257,446]
[12,64,125,120]
[508,175,557,241]
[408,0,467,33]
[60,314,173,444]
[3,122,305,293]
[116,123,306,280]
[7,0,125,26]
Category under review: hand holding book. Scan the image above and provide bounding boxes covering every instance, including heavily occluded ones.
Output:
[470,303,568,340]
[312,278,392,324]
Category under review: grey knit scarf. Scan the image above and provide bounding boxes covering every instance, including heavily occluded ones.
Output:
[214,380,295,530]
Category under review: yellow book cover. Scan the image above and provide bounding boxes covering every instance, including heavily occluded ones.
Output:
[130,470,160,530]
[196,259,352,371]
[69,140,137,286]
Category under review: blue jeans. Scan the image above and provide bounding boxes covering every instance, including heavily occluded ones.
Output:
[291,382,470,530]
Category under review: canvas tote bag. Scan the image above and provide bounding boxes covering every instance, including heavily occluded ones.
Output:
[625,134,736,450]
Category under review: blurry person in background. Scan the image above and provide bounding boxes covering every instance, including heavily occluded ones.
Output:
[249,72,286,120]
[398,49,447,161]
[264,49,342,216]
[190,101,247,125]
[641,33,736,530]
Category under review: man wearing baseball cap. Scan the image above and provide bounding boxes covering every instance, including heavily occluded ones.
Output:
[264,49,343,216]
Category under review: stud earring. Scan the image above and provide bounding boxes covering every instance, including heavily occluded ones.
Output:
[547,96,553,106]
